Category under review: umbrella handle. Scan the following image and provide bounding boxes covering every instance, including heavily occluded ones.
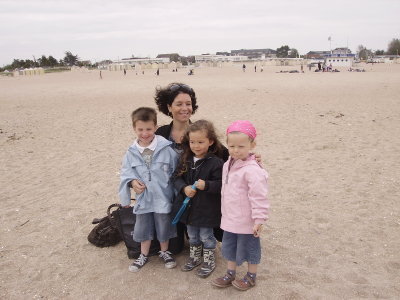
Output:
[172,181,197,225]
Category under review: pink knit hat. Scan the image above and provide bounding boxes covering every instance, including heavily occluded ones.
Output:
[226,120,257,139]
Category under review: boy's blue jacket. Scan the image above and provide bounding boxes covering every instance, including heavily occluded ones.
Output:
[119,135,178,214]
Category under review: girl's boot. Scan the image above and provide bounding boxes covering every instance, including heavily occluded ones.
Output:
[181,244,202,271]
[196,248,215,278]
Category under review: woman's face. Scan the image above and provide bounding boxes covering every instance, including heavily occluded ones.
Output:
[168,93,193,123]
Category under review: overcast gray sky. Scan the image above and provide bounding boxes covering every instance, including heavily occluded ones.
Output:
[0,0,399,65]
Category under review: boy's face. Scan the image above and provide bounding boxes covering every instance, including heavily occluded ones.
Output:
[133,120,157,147]
[227,132,255,160]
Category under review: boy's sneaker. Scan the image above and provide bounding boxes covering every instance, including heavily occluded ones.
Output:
[128,253,148,272]
[159,250,177,269]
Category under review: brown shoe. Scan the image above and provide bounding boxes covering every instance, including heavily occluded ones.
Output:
[232,274,256,291]
[211,273,235,288]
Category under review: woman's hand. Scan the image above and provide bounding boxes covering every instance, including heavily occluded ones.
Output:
[253,152,264,167]
[131,180,146,194]
[184,185,196,198]
[195,179,206,190]
[253,224,263,237]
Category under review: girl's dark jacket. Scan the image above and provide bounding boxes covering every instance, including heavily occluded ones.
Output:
[172,153,224,228]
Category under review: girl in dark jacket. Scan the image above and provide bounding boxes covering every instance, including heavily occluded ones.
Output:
[172,120,224,278]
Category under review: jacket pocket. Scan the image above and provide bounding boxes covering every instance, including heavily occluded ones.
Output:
[130,161,149,181]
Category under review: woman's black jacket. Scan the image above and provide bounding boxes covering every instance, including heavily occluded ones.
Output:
[172,153,224,228]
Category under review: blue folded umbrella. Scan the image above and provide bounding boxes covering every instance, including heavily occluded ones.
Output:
[172,181,197,225]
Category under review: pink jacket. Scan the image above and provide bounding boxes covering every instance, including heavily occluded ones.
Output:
[221,154,269,234]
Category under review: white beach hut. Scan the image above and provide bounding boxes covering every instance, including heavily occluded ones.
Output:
[325,56,354,68]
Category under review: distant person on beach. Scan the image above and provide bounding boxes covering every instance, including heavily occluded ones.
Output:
[254,65,257,72]
[124,69,126,76]
[242,64,246,72]
[260,66,263,72]
[99,70,102,79]
[172,120,224,278]
[211,120,269,291]
[301,64,304,73]
[318,62,322,71]
[156,69,160,76]
[119,107,178,272]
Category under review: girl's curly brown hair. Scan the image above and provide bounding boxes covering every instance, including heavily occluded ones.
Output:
[154,83,198,117]
[175,119,224,177]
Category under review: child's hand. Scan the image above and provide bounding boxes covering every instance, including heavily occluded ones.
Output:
[184,186,197,198]
[132,180,146,195]
[195,179,206,190]
[253,224,263,237]
[252,152,264,167]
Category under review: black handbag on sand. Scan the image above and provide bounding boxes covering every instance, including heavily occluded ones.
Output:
[88,203,185,258]
[112,205,160,259]
[88,204,122,247]
[112,205,185,259]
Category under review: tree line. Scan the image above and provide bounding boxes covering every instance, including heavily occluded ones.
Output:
[357,38,400,60]
[1,51,85,71]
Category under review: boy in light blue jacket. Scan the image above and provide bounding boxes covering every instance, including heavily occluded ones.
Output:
[119,107,178,272]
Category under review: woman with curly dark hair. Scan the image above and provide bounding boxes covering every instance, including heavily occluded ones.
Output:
[154,83,201,152]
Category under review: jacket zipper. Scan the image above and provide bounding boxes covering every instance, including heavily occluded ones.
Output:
[225,159,235,184]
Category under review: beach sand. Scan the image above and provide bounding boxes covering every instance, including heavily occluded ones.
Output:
[1,63,399,299]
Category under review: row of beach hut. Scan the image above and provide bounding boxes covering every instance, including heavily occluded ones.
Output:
[107,62,182,71]
[11,68,45,76]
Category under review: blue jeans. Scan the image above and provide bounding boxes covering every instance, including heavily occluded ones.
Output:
[133,212,177,243]
[221,231,261,266]
[186,225,217,249]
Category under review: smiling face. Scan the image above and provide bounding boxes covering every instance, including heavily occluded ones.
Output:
[227,132,255,160]
[133,120,157,147]
[189,129,214,159]
[168,93,193,123]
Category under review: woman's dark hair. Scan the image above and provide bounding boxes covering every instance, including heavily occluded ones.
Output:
[175,119,224,177]
[154,82,198,117]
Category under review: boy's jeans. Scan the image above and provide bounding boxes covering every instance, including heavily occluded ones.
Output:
[186,225,217,249]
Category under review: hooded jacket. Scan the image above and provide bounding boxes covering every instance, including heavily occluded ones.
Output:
[221,154,269,234]
[172,153,224,228]
[119,135,178,214]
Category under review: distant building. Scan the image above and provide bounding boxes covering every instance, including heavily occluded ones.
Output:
[78,60,92,66]
[332,48,352,56]
[306,48,355,67]
[156,53,180,62]
[373,55,400,63]
[306,48,353,59]
[114,57,170,65]
[325,48,355,67]
[305,51,331,59]
[231,48,276,59]
[216,51,230,56]
[194,54,248,62]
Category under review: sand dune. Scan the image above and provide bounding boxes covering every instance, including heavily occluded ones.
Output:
[1,63,399,299]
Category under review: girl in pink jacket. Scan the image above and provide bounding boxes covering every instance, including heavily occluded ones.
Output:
[211,120,269,291]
